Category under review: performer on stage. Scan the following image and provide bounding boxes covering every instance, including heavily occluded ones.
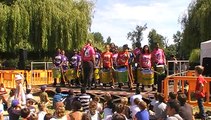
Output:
[133,42,142,86]
[70,49,81,86]
[151,42,166,92]
[139,45,152,91]
[60,50,69,86]
[101,44,114,88]
[53,48,62,86]
[117,44,133,89]
[80,40,95,90]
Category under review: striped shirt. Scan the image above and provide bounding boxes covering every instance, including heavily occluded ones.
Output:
[78,93,92,111]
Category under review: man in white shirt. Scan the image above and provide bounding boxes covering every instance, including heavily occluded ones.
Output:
[130,88,143,106]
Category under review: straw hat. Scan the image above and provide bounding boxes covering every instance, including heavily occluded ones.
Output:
[14,74,24,81]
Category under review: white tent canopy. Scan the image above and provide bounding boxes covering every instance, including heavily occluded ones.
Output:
[200,40,211,65]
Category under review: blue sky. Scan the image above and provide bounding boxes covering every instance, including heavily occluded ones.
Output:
[91,0,192,47]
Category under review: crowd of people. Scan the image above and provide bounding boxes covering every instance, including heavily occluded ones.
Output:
[0,64,207,120]
[53,40,168,92]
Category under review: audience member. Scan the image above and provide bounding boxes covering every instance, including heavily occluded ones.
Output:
[130,98,141,119]
[26,99,36,114]
[39,85,50,104]
[166,100,183,120]
[21,108,31,120]
[178,93,194,120]
[93,96,103,113]
[37,103,48,120]
[8,99,21,120]
[26,89,34,100]
[78,88,92,111]
[44,113,53,120]
[104,100,115,120]
[135,101,149,120]
[168,92,177,102]
[86,101,101,120]
[65,89,76,111]
[69,101,84,120]
[7,88,16,108]
[53,87,68,108]
[120,97,131,119]
[51,102,70,120]
[130,88,142,106]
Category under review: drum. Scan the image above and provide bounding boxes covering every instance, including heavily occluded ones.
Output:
[52,67,61,78]
[141,69,154,85]
[115,67,128,83]
[156,65,165,74]
[65,69,76,80]
[94,68,100,80]
[100,69,111,83]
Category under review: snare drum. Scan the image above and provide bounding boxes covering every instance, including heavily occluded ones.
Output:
[65,69,75,80]
[52,67,61,78]
[115,67,128,83]
[94,68,100,80]
[100,69,111,83]
[156,65,165,74]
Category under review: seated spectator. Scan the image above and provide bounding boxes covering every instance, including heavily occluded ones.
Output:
[26,99,36,114]
[65,89,76,111]
[166,100,183,120]
[150,93,167,120]
[37,103,48,120]
[86,101,101,120]
[130,98,141,119]
[168,92,177,102]
[44,113,53,120]
[130,88,142,106]
[50,102,70,120]
[114,104,128,119]
[69,101,83,120]
[103,93,112,108]
[111,113,126,120]
[7,88,16,108]
[21,108,31,120]
[177,93,194,120]
[104,100,115,120]
[93,96,103,113]
[53,87,68,108]
[78,88,91,111]
[82,113,92,120]
[120,97,131,119]
[135,101,149,120]
[39,85,50,104]
[8,99,21,120]
[26,89,34,100]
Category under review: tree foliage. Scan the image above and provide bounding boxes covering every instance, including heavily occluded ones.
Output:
[127,24,147,45]
[148,29,165,50]
[0,0,94,53]
[173,31,183,58]
[106,36,111,44]
[181,0,211,58]
[92,32,104,44]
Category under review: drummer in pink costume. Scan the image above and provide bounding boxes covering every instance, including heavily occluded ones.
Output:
[139,45,152,91]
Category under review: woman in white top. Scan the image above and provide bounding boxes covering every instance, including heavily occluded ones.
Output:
[14,74,26,106]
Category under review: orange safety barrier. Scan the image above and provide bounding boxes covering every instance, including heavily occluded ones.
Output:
[1,71,15,88]
[30,70,48,85]
[163,76,211,107]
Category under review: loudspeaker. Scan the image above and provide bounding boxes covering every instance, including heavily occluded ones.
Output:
[202,57,211,76]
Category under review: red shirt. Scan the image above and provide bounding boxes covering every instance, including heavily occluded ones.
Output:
[195,75,207,98]
[80,45,95,62]
[133,48,141,63]
[117,51,129,66]
[101,52,113,68]
[140,53,152,68]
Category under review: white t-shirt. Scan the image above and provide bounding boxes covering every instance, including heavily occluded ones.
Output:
[26,94,34,100]
[130,105,140,118]
[166,114,183,120]
[130,94,142,106]
[153,102,167,119]
[38,111,47,120]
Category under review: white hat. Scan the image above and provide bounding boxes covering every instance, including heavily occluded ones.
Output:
[14,74,24,81]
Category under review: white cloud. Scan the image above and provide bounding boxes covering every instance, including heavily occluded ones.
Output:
[91,0,192,47]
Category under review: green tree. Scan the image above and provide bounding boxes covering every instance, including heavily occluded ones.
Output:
[127,24,147,45]
[92,32,104,43]
[148,29,165,50]
[180,0,211,58]
[106,36,111,44]
[173,31,183,58]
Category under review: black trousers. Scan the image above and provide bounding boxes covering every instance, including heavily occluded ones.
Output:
[82,61,94,87]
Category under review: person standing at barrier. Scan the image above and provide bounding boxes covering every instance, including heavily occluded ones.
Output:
[151,42,166,92]
[133,42,142,85]
[14,74,26,106]
[117,44,133,89]
[53,48,62,86]
[80,40,95,90]
[101,44,114,88]
[139,45,152,91]
[195,65,207,120]
[60,50,69,86]
[70,49,81,87]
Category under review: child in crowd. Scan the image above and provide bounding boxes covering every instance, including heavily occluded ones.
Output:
[26,89,34,100]
[44,113,53,120]
[53,87,68,108]
[168,92,177,102]
[130,98,141,119]
[8,99,21,120]
[26,99,36,114]
[39,85,50,104]
[65,89,75,111]
[38,103,48,120]
[7,88,16,108]
[51,102,70,120]
[69,101,84,120]
[21,108,31,120]
[195,65,207,119]
[135,101,149,120]
[93,96,103,113]
[103,100,114,120]
[120,97,131,119]
[86,101,101,120]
